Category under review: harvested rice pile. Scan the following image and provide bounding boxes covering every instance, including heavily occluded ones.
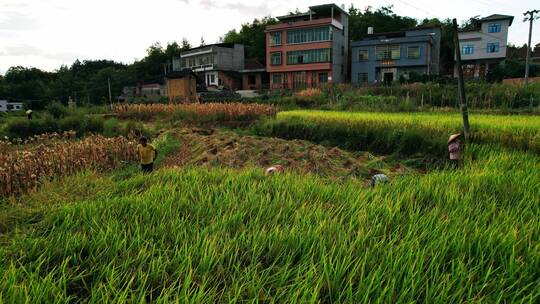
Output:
[163,128,412,180]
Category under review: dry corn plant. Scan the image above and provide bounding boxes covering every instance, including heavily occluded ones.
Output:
[0,135,137,198]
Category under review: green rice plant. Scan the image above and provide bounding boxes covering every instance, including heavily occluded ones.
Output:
[255,110,540,155]
[0,143,539,302]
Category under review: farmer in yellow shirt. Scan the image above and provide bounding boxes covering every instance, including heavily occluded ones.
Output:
[136,137,158,173]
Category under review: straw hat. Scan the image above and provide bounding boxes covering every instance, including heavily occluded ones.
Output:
[265,165,285,175]
[448,133,462,144]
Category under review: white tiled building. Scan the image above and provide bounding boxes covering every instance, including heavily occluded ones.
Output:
[456,14,514,78]
[0,100,24,112]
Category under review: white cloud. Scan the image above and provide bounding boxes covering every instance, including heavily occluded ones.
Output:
[0,0,538,74]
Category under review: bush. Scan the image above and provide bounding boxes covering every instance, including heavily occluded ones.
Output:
[199,91,242,102]
[45,102,69,119]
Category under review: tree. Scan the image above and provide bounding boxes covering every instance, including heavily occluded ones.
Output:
[222,17,278,61]
[181,37,191,51]
[348,5,417,41]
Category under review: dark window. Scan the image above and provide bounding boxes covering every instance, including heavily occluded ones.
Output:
[272,74,282,85]
[270,32,282,46]
[341,46,344,56]
[319,73,328,83]
[358,50,369,61]
[487,42,500,53]
[287,26,331,44]
[287,48,331,65]
[270,52,282,65]
[248,75,256,85]
[376,45,400,60]
[358,73,368,84]
[462,45,474,55]
[488,23,501,33]
[407,46,421,59]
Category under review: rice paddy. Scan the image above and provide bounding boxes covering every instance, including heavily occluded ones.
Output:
[1,108,539,302]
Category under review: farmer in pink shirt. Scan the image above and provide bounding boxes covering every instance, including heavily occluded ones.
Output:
[448,133,462,168]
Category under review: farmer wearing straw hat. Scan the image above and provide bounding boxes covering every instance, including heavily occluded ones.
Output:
[26,109,33,120]
[448,133,462,168]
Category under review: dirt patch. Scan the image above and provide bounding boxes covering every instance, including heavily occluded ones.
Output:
[162,128,416,181]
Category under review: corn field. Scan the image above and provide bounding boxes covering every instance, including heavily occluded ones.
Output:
[0,131,77,153]
[0,135,137,197]
[113,103,277,121]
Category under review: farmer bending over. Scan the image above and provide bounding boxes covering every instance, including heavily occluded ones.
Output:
[448,133,462,169]
[137,136,158,173]
[26,109,33,120]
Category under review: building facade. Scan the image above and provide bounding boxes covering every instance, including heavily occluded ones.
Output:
[457,14,514,78]
[172,43,245,90]
[0,100,23,112]
[351,26,441,85]
[265,3,349,89]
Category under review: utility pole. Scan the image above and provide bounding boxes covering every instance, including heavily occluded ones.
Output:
[452,18,470,141]
[107,77,113,110]
[524,10,539,86]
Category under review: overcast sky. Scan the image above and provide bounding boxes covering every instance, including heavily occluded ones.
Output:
[1,0,538,74]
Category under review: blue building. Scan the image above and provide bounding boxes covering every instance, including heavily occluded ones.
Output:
[351,26,441,85]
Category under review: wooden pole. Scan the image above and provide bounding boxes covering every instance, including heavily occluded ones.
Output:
[107,77,113,110]
[452,18,470,142]
[523,10,539,86]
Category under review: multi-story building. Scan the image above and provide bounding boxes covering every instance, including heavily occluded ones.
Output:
[172,43,245,90]
[457,14,514,78]
[351,26,441,85]
[265,3,349,89]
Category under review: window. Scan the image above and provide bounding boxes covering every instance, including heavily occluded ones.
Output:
[210,74,216,84]
[272,74,282,85]
[341,46,344,56]
[318,73,328,83]
[358,50,369,61]
[407,46,420,59]
[488,23,501,33]
[286,26,331,44]
[358,73,368,84]
[270,32,282,46]
[462,45,474,55]
[293,72,306,88]
[487,42,500,53]
[287,48,331,65]
[270,52,282,65]
[375,45,400,60]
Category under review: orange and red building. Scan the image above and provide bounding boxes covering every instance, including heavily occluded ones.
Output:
[265,4,349,89]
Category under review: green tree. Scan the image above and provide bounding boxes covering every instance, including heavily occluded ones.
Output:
[348,5,417,41]
[222,17,278,61]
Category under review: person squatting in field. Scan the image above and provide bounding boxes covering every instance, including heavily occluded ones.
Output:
[448,133,462,169]
[137,137,158,173]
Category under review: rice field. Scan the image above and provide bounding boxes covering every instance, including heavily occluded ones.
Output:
[257,110,540,155]
[1,109,539,302]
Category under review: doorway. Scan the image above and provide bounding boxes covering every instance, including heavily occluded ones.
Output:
[383,72,394,83]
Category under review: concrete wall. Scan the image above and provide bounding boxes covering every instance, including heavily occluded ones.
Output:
[331,11,348,83]
[215,44,245,71]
